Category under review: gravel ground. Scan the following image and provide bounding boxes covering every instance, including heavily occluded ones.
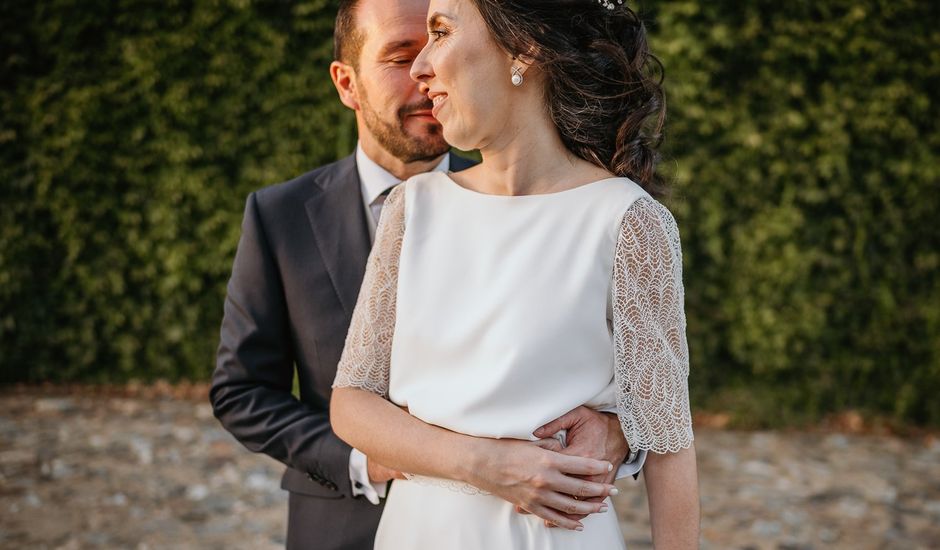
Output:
[1,392,938,549]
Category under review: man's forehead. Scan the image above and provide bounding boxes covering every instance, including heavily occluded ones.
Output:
[357,0,429,56]
[357,0,429,32]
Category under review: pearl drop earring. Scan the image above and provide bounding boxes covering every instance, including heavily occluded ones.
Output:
[511,66,523,87]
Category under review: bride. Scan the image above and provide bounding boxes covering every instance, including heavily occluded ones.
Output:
[331,0,700,547]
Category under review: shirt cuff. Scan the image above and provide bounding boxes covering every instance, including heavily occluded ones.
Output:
[615,449,647,480]
[349,448,388,505]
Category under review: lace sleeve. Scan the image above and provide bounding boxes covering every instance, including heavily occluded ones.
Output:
[331,184,406,397]
[611,197,694,454]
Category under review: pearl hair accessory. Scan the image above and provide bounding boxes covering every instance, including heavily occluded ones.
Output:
[511,66,524,87]
[598,0,623,9]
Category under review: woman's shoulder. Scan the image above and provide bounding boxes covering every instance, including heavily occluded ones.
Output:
[401,171,448,188]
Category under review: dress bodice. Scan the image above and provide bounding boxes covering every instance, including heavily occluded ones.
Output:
[391,173,647,439]
[335,171,693,455]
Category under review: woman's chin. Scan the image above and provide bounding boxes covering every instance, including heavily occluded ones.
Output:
[442,127,475,153]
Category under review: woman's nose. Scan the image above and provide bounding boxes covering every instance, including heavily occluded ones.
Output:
[410,44,434,85]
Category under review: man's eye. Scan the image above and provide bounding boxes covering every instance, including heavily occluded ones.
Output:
[391,59,413,65]
[429,29,447,40]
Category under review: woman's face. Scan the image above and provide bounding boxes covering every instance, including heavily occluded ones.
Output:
[409,0,518,151]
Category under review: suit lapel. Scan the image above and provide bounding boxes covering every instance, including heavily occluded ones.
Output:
[305,151,476,318]
[305,155,371,318]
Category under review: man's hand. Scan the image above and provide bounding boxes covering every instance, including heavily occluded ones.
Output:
[518,407,630,526]
[534,406,629,481]
[367,456,406,483]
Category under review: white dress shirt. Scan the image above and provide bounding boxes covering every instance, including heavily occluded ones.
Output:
[356,144,450,244]
[349,144,450,504]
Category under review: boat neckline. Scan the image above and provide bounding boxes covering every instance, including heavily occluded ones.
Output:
[439,170,624,198]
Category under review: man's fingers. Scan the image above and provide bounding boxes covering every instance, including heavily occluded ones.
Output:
[533,407,582,438]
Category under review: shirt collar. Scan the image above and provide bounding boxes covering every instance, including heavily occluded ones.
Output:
[356,143,450,205]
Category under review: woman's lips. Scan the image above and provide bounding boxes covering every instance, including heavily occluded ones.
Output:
[431,93,448,118]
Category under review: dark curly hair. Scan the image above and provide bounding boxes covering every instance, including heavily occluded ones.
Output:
[470,0,667,197]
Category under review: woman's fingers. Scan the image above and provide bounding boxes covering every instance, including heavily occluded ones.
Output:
[553,452,612,477]
[542,470,615,500]
[541,489,609,517]
[525,503,584,531]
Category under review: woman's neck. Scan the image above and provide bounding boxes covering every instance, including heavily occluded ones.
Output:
[467,107,612,196]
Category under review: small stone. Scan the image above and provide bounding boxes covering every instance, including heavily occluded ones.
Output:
[742,460,775,477]
[819,528,840,543]
[186,484,209,501]
[924,500,940,516]
[0,449,34,465]
[751,520,781,536]
[34,398,75,414]
[128,437,153,465]
[24,492,41,508]
[171,426,195,443]
[50,458,74,479]
[195,404,214,420]
[836,497,868,519]
[245,472,278,493]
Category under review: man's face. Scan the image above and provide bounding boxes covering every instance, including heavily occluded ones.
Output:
[353,0,450,162]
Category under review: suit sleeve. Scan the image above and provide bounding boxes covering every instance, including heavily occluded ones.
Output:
[210,191,354,496]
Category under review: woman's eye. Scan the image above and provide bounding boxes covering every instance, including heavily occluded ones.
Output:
[429,29,447,40]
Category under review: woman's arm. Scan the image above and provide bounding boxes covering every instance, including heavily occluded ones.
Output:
[612,197,700,547]
[331,387,616,530]
[644,445,700,549]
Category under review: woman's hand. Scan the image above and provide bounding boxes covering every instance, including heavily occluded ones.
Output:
[465,437,617,531]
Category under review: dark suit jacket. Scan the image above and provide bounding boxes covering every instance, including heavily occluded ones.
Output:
[210,152,476,549]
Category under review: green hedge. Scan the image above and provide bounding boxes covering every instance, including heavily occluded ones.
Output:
[2,1,938,426]
[654,0,940,425]
[1,0,354,382]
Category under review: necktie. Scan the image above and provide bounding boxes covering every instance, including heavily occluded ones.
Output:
[370,186,395,226]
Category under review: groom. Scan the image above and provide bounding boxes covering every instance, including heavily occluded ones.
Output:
[210,0,635,548]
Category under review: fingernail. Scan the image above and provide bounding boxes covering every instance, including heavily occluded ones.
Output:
[575,524,584,531]
[609,487,619,496]
[599,504,609,513]
[607,463,613,472]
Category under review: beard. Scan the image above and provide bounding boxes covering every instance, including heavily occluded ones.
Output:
[358,86,450,163]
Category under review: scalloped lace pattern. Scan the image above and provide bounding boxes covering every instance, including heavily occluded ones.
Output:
[332,184,405,396]
[612,197,694,453]
[402,473,491,495]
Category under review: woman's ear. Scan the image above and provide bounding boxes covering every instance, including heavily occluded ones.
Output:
[511,48,538,78]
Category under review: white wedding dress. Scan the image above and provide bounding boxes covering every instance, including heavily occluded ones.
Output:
[333,171,693,549]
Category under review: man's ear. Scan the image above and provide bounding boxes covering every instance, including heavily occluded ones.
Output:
[330,60,360,111]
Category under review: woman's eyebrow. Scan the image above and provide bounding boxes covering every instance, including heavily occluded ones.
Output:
[427,12,454,27]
